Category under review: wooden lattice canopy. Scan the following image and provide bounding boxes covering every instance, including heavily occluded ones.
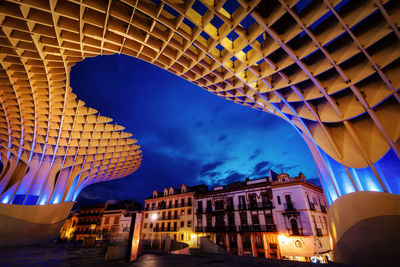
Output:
[0,0,399,204]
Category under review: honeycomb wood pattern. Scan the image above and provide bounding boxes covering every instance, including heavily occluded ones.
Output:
[0,0,399,204]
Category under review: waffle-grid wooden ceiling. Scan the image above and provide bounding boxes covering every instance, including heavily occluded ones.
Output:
[0,0,399,203]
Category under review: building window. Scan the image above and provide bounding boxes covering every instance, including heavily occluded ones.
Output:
[265,214,274,225]
[181,209,185,215]
[249,194,257,208]
[228,214,235,225]
[104,217,110,224]
[188,209,192,215]
[206,200,212,212]
[188,197,192,206]
[187,221,192,227]
[238,196,246,210]
[145,213,148,219]
[150,223,153,228]
[175,199,178,207]
[277,196,281,205]
[240,213,247,225]
[215,200,224,210]
[181,221,184,227]
[144,223,147,229]
[252,215,260,225]
[197,201,203,213]
[181,234,184,240]
[227,197,234,211]
[181,198,185,206]
[146,204,149,210]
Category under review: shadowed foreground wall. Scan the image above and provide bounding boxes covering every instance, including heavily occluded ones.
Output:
[328,192,400,265]
[0,202,75,246]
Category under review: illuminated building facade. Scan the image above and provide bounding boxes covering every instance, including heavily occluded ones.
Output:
[100,200,141,241]
[271,172,330,262]
[194,172,330,262]
[71,203,107,241]
[0,0,398,262]
[60,200,141,241]
[141,184,207,247]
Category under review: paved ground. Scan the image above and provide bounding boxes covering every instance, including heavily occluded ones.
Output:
[0,243,353,267]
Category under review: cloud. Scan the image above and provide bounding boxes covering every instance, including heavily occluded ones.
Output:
[201,161,224,174]
[219,171,245,185]
[248,148,262,160]
[217,135,227,142]
[252,161,271,176]
[205,171,220,178]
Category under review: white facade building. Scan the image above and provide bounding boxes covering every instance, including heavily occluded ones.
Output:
[193,171,331,263]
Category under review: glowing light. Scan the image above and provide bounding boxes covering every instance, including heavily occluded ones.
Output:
[278,234,290,244]
[151,213,158,221]
[1,197,9,204]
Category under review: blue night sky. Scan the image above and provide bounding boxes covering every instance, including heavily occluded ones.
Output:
[71,55,318,205]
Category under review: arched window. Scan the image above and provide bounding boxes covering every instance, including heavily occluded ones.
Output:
[153,190,158,198]
[169,187,174,195]
[163,188,168,196]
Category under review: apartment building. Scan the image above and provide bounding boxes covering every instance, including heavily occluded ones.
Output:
[271,172,330,262]
[194,171,331,263]
[60,200,142,242]
[141,184,207,246]
[72,203,107,241]
[100,200,141,241]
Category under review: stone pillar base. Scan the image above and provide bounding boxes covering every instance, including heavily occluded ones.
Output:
[0,202,75,246]
[328,192,400,266]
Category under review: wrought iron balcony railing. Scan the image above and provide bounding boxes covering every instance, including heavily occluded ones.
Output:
[288,228,303,236]
[284,203,297,212]
[153,227,179,232]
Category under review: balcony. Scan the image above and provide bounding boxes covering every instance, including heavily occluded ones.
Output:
[288,228,303,236]
[225,205,235,212]
[195,226,237,233]
[238,203,247,211]
[239,224,277,232]
[247,202,274,210]
[158,215,180,220]
[153,227,179,232]
[212,208,225,215]
[283,203,298,214]
[309,202,316,211]
[145,203,193,211]
[316,228,323,236]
